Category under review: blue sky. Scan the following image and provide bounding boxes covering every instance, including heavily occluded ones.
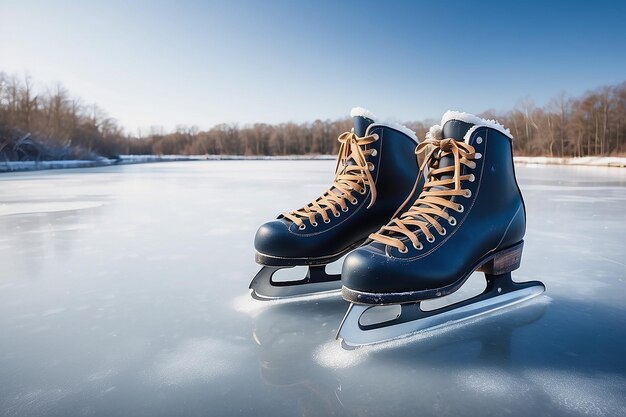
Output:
[1,0,625,133]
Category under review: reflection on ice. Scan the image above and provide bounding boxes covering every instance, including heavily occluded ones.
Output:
[314,295,552,369]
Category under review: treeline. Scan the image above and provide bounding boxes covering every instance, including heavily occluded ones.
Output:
[1,71,625,161]
[485,84,626,157]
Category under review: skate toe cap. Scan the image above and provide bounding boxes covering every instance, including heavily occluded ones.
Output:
[254,220,291,256]
[341,246,393,293]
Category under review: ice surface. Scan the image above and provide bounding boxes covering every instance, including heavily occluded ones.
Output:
[0,161,625,417]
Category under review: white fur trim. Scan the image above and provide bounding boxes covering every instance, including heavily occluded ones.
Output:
[350,107,377,121]
[366,122,418,144]
[351,107,418,143]
[441,110,512,139]
[425,124,442,141]
[462,125,482,143]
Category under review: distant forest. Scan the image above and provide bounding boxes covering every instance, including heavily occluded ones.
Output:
[1,71,625,161]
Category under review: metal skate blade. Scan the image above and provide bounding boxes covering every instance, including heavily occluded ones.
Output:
[249,265,342,301]
[337,282,545,348]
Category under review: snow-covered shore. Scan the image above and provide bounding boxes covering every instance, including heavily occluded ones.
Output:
[1,154,625,173]
[0,154,336,173]
[513,156,626,168]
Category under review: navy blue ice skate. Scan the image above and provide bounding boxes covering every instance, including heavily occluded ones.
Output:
[337,111,546,347]
[250,108,424,300]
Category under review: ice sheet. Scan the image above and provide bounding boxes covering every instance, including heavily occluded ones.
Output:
[0,161,625,417]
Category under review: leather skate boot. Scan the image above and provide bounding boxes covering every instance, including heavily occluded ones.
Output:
[250,107,423,300]
[337,111,545,347]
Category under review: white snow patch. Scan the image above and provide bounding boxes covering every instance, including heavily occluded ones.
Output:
[313,339,371,368]
[455,368,531,397]
[524,369,626,416]
[149,338,244,386]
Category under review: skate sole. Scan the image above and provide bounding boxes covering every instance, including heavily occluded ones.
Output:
[342,241,525,305]
[255,239,367,267]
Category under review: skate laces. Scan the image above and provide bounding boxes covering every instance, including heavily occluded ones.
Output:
[282,131,379,228]
[370,138,476,252]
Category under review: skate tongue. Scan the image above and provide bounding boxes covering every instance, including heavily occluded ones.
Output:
[438,119,475,180]
[441,119,474,142]
[327,109,376,197]
[406,116,476,232]
[353,115,374,136]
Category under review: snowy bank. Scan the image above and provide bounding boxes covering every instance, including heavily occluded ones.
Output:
[513,156,626,168]
[2,154,625,173]
[0,155,336,173]
[0,159,111,172]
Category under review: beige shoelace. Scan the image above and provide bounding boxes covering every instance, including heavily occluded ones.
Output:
[370,138,476,252]
[282,131,379,228]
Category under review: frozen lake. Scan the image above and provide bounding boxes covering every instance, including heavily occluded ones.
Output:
[1,161,625,417]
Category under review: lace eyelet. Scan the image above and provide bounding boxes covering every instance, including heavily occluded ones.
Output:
[469,174,475,182]
[470,161,477,169]
[413,243,423,250]
[464,190,472,198]
[351,198,358,205]
[398,246,408,254]
[475,153,482,160]
[359,188,367,195]
[334,211,341,217]
[298,224,306,230]
[476,136,483,144]
[324,218,330,224]
[371,149,378,157]
[372,133,380,140]
[457,204,464,213]
[311,221,318,227]
[342,206,349,212]
[439,228,447,236]
[448,217,457,226]
[427,235,435,243]
[368,162,375,171]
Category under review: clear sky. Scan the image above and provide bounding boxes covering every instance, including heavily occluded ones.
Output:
[1,0,625,133]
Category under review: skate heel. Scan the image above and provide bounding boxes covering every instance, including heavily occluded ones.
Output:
[478,241,523,275]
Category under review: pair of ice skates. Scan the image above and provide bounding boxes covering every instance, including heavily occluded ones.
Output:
[250,108,545,348]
